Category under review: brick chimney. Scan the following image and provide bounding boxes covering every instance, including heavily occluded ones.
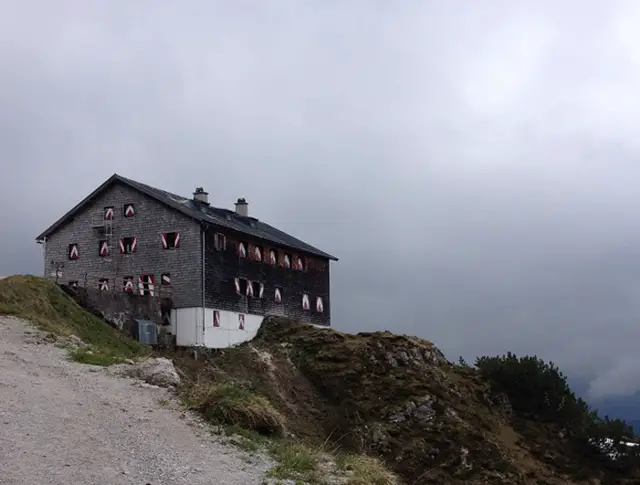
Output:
[234,198,248,217]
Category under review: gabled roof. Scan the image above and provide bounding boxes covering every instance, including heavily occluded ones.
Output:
[35,174,338,261]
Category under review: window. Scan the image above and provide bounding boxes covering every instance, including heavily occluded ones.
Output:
[123,276,135,293]
[238,313,245,330]
[251,244,263,262]
[268,249,278,265]
[98,240,109,257]
[99,278,109,291]
[214,233,227,251]
[161,232,180,249]
[161,273,171,285]
[274,287,282,303]
[234,277,248,295]
[68,280,79,289]
[283,253,292,268]
[120,237,137,254]
[213,310,220,328]
[124,203,135,217]
[68,243,79,260]
[251,281,263,298]
[302,293,310,311]
[237,241,247,258]
[104,206,114,220]
[139,275,155,296]
[316,296,324,313]
[294,255,305,271]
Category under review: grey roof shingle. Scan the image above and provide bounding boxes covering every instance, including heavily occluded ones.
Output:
[35,174,338,261]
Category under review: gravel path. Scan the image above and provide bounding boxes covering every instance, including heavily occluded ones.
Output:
[0,316,270,485]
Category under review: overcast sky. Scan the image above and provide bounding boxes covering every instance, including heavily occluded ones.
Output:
[3,1,640,406]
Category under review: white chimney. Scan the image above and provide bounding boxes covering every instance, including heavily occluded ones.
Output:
[193,187,209,205]
[234,198,248,217]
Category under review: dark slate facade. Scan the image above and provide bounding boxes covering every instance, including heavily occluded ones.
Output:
[38,174,336,327]
[203,228,331,326]
[42,181,203,308]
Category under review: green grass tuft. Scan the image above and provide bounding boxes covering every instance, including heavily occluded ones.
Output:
[183,379,286,436]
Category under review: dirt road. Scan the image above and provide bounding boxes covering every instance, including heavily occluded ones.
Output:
[0,316,269,485]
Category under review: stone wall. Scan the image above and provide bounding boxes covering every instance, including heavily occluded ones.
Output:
[62,285,167,339]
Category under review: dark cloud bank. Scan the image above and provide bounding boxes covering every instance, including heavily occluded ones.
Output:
[2,1,640,416]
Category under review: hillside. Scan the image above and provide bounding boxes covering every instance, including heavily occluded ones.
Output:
[174,319,640,485]
[2,275,639,484]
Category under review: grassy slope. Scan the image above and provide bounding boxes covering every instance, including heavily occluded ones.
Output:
[176,317,618,485]
[0,275,149,364]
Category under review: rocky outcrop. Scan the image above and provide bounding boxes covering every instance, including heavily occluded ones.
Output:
[194,317,627,485]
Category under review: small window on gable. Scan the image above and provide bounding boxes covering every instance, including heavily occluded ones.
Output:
[99,278,109,291]
[104,206,114,220]
[283,253,292,268]
[161,273,171,285]
[124,203,135,217]
[68,243,79,260]
[120,236,137,254]
[237,241,247,258]
[98,240,109,257]
[161,232,180,249]
[268,249,278,265]
[214,233,227,251]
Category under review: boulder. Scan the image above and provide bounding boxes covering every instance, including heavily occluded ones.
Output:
[128,357,180,388]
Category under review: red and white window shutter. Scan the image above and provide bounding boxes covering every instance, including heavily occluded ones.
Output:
[259,283,264,299]
[161,273,171,285]
[269,249,277,265]
[138,275,155,296]
[213,310,220,328]
[252,245,262,261]
[238,242,247,258]
[283,254,291,268]
[99,241,109,257]
[246,281,254,297]
[302,293,310,311]
[234,278,241,295]
[274,287,282,303]
[238,313,245,330]
[294,256,304,270]
[123,277,134,293]
[124,203,135,217]
[68,243,79,260]
[104,206,114,220]
[99,279,109,291]
[316,297,324,313]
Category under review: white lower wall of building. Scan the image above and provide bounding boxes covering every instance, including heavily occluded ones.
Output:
[172,307,205,347]
[171,307,264,349]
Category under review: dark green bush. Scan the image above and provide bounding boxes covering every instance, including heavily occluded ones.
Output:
[475,352,640,471]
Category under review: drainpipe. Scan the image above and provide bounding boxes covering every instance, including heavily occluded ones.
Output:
[201,223,207,346]
[42,237,47,277]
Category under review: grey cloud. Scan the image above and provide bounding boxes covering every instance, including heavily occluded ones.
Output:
[2,1,640,405]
